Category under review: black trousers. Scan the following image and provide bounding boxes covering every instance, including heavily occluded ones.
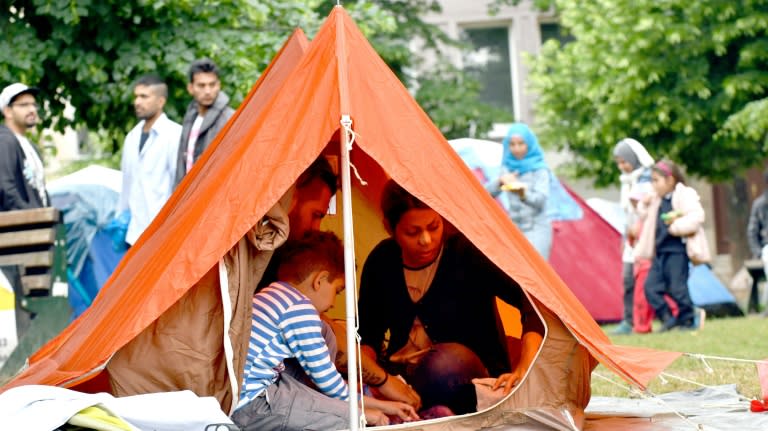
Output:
[644,252,694,325]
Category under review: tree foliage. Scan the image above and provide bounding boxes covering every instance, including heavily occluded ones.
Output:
[1,0,499,157]
[488,0,554,14]
[0,0,323,151]
[526,0,768,185]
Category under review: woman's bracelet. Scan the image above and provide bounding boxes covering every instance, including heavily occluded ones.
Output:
[368,372,389,388]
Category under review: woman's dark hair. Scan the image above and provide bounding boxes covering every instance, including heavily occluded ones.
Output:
[652,159,686,185]
[380,179,431,232]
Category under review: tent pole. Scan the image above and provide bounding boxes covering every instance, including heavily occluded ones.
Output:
[340,114,360,430]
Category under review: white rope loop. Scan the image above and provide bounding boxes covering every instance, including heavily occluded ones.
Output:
[340,115,368,187]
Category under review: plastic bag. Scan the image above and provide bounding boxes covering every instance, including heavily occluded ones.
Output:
[104,210,130,252]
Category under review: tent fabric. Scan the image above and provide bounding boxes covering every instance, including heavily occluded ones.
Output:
[3,7,683,430]
[688,264,744,317]
[549,184,623,323]
[48,168,126,319]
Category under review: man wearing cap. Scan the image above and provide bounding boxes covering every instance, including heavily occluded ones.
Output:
[118,74,181,246]
[0,83,48,211]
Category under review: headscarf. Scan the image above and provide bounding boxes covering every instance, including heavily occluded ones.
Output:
[612,140,639,169]
[501,123,548,174]
[614,138,655,214]
[613,138,654,169]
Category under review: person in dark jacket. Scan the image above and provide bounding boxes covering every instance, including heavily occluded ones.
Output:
[174,58,236,188]
[0,83,48,211]
[747,169,768,296]
[358,180,544,415]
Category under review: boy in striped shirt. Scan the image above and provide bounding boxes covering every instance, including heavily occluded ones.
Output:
[232,231,416,430]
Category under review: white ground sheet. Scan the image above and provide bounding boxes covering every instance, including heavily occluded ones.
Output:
[584,384,768,431]
[0,384,234,430]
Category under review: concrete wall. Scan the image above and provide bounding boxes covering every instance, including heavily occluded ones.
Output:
[423,0,554,126]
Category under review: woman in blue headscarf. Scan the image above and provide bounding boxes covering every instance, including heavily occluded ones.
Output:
[486,123,552,259]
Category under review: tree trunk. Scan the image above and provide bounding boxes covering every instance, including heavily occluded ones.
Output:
[724,177,751,271]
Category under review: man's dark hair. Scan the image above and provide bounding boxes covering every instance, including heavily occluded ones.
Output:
[188,58,220,83]
[275,231,345,284]
[134,74,168,98]
[296,156,338,195]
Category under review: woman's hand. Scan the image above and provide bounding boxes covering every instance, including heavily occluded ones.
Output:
[373,375,422,410]
[373,400,420,422]
[363,407,390,426]
[500,173,526,197]
[491,370,522,395]
[500,172,518,185]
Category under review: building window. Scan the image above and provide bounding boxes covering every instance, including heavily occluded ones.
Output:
[461,27,513,113]
[540,22,573,45]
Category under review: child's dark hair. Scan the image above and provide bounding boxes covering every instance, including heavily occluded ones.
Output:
[380,179,431,232]
[652,159,686,185]
[188,58,220,82]
[297,156,338,196]
[275,231,344,284]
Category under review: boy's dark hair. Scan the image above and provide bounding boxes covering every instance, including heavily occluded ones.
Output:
[652,159,686,185]
[297,156,338,195]
[188,58,220,83]
[380,179,430,232]
[275,231,345,285]
[134,74,168,98]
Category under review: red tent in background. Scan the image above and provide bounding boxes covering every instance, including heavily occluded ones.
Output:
[550,183,623,323]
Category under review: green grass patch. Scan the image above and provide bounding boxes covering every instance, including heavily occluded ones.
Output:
[595,315,766,399]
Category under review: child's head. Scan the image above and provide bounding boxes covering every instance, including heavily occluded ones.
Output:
[651,160,686,196]
[275,231,345,312]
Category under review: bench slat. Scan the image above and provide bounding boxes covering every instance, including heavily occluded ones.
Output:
[21,274,52,294]
[0,250,54,268]
[0,207,60,228]
[0,228,56,248]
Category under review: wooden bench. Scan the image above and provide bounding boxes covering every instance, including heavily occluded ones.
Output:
[0,207,65,296]
[744,258,765,313]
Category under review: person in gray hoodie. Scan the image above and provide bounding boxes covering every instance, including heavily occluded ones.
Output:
[611,138,654,334]
[174,58,235,188]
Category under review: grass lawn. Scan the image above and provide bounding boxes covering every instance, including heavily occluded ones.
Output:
[594,314,766,399]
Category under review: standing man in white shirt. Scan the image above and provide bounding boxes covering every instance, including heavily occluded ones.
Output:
[173,58,235,188]
[118,75,182,246]
[0,83,49,211]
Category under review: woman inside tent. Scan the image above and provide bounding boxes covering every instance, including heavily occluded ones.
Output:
[357,180,544,416]
[486,123,552,259]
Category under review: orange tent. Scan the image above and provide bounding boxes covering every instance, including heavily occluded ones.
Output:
[3,7,681,430]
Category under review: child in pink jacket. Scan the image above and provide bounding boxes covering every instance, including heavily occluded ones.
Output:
[633,160,709,331]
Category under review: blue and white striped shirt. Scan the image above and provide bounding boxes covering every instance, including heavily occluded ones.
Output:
[236,282,349,410]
